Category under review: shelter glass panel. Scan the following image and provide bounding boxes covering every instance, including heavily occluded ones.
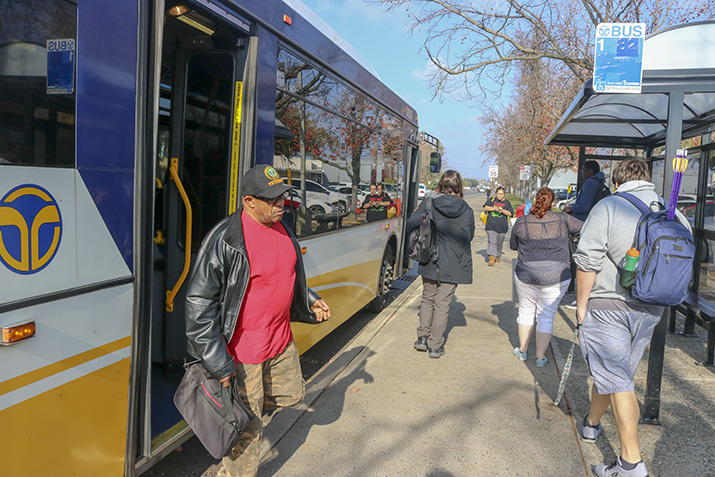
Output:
[693,149,715,300]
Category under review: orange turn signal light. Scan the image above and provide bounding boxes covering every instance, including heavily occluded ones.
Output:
[301,247,307,255]
[1,321,36,345]
[283,15,292,25]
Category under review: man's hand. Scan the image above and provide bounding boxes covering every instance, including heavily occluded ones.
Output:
[311,298,331,322]
[563,206,572,214]
[219,371,236,388]
[576,304,587,324]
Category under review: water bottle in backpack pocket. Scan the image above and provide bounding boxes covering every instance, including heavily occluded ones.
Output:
[617,193,695,306]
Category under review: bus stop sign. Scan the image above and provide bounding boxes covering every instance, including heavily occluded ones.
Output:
[47,39,75,94]
[593,23,645,93]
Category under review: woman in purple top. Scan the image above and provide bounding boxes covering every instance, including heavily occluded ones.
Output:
[509,188,583,367]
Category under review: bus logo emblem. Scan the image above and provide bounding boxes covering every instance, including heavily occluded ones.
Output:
[0,185,63,274]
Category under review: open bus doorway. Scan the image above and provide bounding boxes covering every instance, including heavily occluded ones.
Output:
[142,3,252,459]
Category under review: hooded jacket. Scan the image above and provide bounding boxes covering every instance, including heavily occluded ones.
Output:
[184,209,321,380]
[570,171,609,220]
[407,194,475,284]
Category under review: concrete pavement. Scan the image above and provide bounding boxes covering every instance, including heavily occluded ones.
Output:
[257,194,715,477]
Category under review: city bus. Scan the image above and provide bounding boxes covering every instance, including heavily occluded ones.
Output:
[0,1,422,475]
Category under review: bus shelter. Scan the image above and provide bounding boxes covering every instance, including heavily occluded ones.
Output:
[545,21,715,422]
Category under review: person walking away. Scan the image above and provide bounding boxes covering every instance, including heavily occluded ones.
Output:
[483,186,513,265]
[361,181,391,222]
[510,188,582,366]
[407,170,475,359]
[184,164,331,477]
[573,159,689,477]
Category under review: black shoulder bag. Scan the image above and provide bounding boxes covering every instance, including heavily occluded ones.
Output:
[174,360,250,459]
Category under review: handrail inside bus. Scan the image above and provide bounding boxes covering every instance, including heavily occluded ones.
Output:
[166,157,192,312]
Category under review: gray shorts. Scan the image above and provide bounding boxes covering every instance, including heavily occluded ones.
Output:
[579,299,663,395]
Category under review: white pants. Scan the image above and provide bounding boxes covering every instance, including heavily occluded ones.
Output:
[514,273,570,334]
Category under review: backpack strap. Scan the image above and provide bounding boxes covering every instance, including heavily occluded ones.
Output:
[615,192,668,250]
[424,197,440,285]
[615,192,650,215]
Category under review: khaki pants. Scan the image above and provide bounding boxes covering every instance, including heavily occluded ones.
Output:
[418,277,458,350]
[222,340,305,477]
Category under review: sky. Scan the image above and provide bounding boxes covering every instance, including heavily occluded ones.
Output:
[299,0,492,180]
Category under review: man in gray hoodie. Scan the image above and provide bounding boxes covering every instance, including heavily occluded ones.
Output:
[573,159,689,477]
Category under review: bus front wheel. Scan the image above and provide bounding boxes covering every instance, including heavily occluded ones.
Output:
[368,246,395,312]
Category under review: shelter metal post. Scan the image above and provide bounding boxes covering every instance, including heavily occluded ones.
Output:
[576,147,586,192]
[642,307,669,424]
[662,92,684,200]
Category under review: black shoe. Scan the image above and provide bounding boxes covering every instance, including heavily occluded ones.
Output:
[428,346,445,358]
[414,336,428,352]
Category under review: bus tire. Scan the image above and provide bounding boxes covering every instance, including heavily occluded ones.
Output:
[368,246,395,313]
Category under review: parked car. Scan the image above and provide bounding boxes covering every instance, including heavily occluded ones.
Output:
[286,178,351,214]
[553,188,568,200]
[328,184,368,205]
[556,196,576,211]
[418,183,427,199]
[283,194,336,215]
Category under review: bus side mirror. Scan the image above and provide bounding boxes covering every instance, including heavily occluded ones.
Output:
[429,152,441,174]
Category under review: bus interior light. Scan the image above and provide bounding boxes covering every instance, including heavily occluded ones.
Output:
[1,321,36,345]
[168,5,189,16]
[176,11,215,35]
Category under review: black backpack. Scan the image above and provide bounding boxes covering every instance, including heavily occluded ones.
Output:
[590,178,611,209]
[408,197,438,266]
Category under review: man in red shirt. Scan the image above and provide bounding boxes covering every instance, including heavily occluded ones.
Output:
[185,164,330,477]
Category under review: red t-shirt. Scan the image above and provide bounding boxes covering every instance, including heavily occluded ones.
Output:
[227,213,297,364]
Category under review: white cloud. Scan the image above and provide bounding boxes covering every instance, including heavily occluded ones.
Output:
[411,59,437,81]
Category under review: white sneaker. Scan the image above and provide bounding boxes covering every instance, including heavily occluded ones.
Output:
[564,299,577,310]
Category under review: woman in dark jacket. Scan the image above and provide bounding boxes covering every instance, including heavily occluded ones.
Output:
[509,187,582,367]
[407,170,475,359]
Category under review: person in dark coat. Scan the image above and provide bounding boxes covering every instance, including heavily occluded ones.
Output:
[406,170,475,358]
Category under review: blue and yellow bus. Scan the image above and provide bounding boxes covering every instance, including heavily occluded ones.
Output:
[0,1,422,475]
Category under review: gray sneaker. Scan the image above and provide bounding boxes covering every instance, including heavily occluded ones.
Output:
[581,415,602,443]
[592,456,649,477]
[428,346,445,358]
[414,336,428,352]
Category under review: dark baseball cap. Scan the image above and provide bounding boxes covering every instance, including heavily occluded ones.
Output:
[241,164,295,198]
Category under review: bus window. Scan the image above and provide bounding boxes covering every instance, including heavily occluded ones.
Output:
[0,1,76,167]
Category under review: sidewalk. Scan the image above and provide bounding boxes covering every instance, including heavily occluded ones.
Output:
[258,195,715,477]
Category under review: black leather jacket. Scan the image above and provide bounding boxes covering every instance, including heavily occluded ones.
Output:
[185,209,321,380]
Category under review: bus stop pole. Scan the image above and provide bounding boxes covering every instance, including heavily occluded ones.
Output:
[642,92,684,425]
[642,307,669,424]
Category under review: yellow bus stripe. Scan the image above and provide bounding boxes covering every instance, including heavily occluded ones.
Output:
[0,335,131,396]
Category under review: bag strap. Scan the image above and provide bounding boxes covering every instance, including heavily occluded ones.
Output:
[615,192,650,215]
[220,380,238,426]
[425,197,440,284]
[553,324,580,406]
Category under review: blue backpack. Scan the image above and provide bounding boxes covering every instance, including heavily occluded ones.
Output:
[618,193,695,306]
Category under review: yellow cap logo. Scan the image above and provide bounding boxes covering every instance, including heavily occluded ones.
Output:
[264,166,279,180]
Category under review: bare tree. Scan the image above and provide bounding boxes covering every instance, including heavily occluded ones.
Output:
[482,57,580,187]
[372,0,714,102]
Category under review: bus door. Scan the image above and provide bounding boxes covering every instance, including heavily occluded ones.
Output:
[148,16,251,450]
